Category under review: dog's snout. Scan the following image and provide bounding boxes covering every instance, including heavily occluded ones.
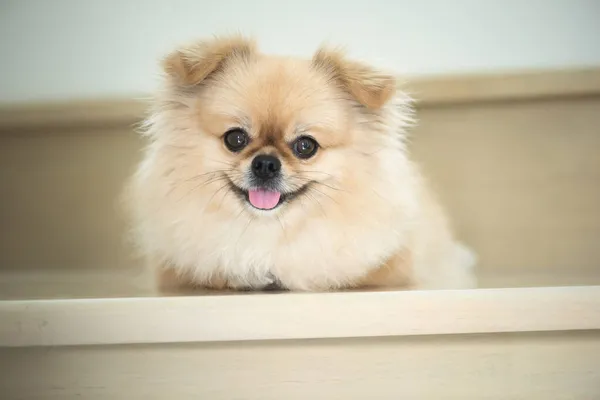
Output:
[252,155,281,179]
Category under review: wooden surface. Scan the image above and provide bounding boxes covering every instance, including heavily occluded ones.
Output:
[0,129,144,272]
[1,267,600,301]
[405,67,600,106]
[1,70,600,278]
[411,96,600,274]
[1,68,600,399]
[0,98,148,133]
[2,332,599,399]
[1,67,599,132]
[2,282,600,347]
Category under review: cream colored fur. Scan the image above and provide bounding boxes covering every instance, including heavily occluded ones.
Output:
[124,35,476,292]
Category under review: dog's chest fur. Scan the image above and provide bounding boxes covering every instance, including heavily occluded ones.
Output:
[164,200,410,291]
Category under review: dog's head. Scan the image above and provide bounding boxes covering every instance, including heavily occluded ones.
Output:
[141,35,409,219]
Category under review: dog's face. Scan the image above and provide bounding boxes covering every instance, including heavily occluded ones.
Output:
[146,36,401,220]
[192,53,353,214]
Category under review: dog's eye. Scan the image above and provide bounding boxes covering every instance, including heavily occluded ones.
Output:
[224,128,249,152]
[292,136,318,159]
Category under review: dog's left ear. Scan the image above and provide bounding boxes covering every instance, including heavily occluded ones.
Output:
[312,47,396,109]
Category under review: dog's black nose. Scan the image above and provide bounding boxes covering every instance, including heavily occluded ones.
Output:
[252,155,281,179]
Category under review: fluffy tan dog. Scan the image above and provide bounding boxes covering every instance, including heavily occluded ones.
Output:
[125,35,476,292]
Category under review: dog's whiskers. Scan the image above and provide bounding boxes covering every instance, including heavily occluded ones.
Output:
[180,169,241,183]
[307,186,339,206]
[216,182,235,212]
[289,176,347,195]
[301,191,327,218]
[177,175,232,203]
[205,158,237,167]
[203,181,233,209]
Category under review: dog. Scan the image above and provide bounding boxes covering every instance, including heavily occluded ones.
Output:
[124,35,476,292]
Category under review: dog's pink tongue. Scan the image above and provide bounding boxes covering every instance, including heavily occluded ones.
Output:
[248,189,281,210]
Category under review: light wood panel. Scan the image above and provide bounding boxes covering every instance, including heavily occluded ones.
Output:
[0,69,599,400]
[0,68,599,285]
[411,96,600,275]
[2,285,600,347]
[2,68,599,132]
[0,130,144,271]
[406,67,600,106]
[3,266,600,301]
[2,332,599,399]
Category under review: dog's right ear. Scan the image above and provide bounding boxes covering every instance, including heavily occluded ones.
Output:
[162,35,256,86]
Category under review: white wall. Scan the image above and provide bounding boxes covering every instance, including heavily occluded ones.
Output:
[1,0,599,103]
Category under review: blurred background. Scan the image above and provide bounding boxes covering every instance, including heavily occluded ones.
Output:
[2,0,600,102]
[1,0,600,297]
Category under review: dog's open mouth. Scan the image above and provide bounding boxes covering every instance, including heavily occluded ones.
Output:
[227,178,312,211]
[247,189,283,210]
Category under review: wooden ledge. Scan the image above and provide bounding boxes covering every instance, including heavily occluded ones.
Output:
[0,97,149,133]
[2,285,599,347]
[404,67,600,106]
[1,67,599,133]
